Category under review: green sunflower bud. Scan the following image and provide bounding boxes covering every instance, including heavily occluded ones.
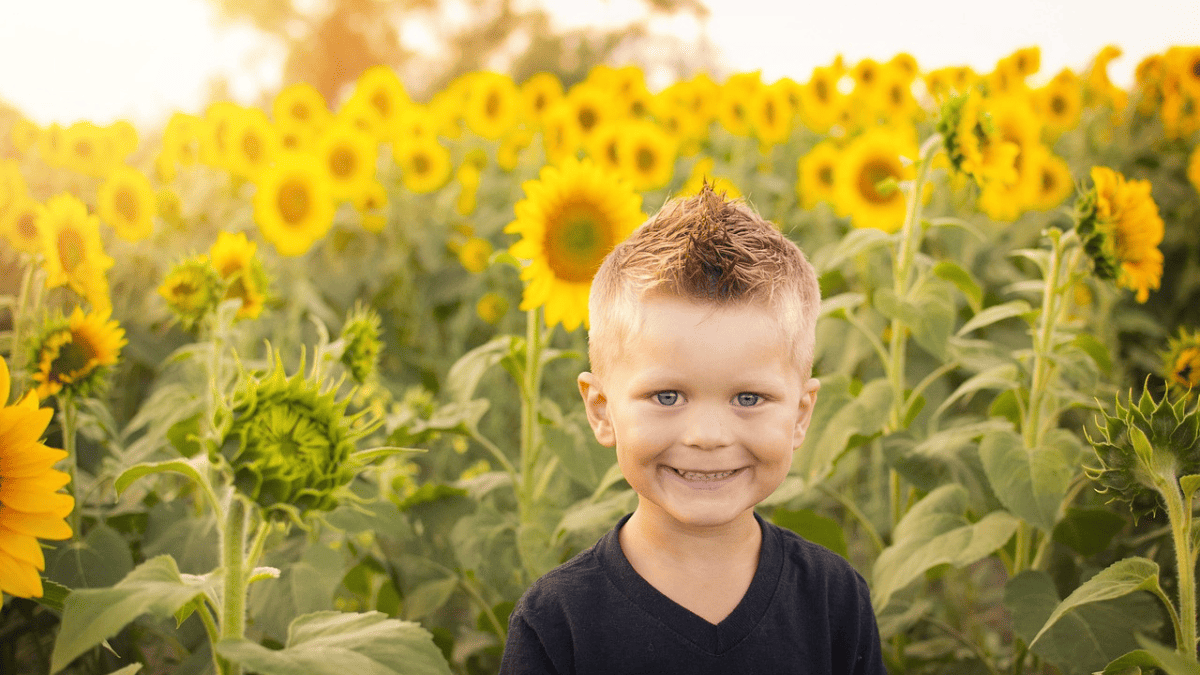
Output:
[1086,383,1200,520]
[217,355,367,518]
[158,256,224,330]
[339,304,383,384]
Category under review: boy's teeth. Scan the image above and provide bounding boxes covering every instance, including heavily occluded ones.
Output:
[673,468,737,481]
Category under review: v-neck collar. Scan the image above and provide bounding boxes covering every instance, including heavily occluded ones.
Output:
[598,512,783,655]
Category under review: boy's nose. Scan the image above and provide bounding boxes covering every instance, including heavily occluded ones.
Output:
[680,405,734,449]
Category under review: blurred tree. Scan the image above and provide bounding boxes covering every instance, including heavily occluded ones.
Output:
[208,0,712,103]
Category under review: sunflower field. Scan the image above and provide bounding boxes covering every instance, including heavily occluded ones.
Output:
[2,43,1200,675]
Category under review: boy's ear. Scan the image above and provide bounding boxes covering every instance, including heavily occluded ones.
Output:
[792,378,821,446]
[577,372,615,447]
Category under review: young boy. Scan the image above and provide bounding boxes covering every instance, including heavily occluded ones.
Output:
[499,185,887,674]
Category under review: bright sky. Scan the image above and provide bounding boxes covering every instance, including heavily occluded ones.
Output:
[1,0,1197,126]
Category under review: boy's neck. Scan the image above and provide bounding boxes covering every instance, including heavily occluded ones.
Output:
[622,506,762,561]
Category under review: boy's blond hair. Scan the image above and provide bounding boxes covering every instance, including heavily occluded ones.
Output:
[587,184,821,378]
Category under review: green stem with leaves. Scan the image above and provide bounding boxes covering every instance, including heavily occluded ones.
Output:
[59,394,82,539]
[518,307,546,527]
[1160,474,1198,657]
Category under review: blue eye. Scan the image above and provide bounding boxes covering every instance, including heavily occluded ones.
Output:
[735,393,761,407]
[655,391,679,406]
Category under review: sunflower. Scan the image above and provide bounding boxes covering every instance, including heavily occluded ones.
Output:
[350,65,410,131]
[976,95,1045,221]
[1035,69,1083,138]
[0,354,74,598]
[851,58,883,93]
[97,165,155,241]
[37,193,115,293]
[924,66,977,99]
[750,82,795,147]
[505,157,645,331]
[797,140,840,209]
[463,72,521,141]
[158,256,224,329]
[455,163,482,216]
[676,157,741,200]
[30,307,126,399]
[937,90,1019,188]
[160,112,204,169]
[833,127,917,232]
[1030,149,1074,211]
[352,179,389,233]
[1085,45,1128,110]
[716,72,761,137]
[59,122,114,177]
[396,136,452,194]
[0,160,27,220]
[521,72,564,122]
[1,196,41,256]
[209,231,269,320]
[565,84,610,140]
[253,152,336,257]
[200,101,243,170]
[584,122,624,174]
[797,65,845,133]
[889,53,919,82]
[1163,328,1200,395]
[225,108,280,181]
[272,81,332,132]
[1075,166,1164,303]
[498,127,535,172]
[617,120,678,192]
[475,291,509,325]
[540,102,583,165]
[314,122,378,201]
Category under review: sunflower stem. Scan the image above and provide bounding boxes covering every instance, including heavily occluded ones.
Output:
[1162,475,1198,658]
[218,495,249,675]
[517,308,546,578]
[59,394,82,539]
[6,261,39,387]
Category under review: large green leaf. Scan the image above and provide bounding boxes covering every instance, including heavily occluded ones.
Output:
[1029,557,1166,648]
[217,611,453,675]
[444,336,518,402]
[979,429,1074,532]
[1005,570,1167,675]
[872,484,1018,610]
[50,556,210,673]
[1133,636,1200,675]
[873,285,955,360]
[46,523,135,590]
[1052,508,1127,558]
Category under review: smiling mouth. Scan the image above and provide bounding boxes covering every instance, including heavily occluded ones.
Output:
[670,467,741,482]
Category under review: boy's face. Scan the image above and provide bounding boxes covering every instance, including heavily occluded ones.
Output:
[578,294,820,532]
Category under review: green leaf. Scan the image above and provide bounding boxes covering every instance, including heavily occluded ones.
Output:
[346,446,425,468]
[166,412,204,457]
[811,227,892,274]
[873,286,955,360]
[114,457,217,510]
[934,363,1020,419]
[105,666,143,675]
[50,556,209,673]
[1181,474,1200,503]
[872,485,1019,610]
[216,611,453,675]
[1102,650,1168,675]
[771,508,848,558]
[956,300,1032,337]
[1072,334,1113,375]
[46,524,135,590]
[1134,635,1200,675]
[819,292,866,319]
[979,429,1073,532]
[933,260,983,313]
[1030,557,1163,648]
[403,576,459,621]
[445,336,518,402]
[1053,508,1127,557]
[31,578,71,612]
[291,543,345,616]
[1006,570,1166,675]
[517,521,560,580]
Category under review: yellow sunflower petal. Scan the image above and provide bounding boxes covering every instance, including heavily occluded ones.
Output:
[0,527,45,569]
[0,510,72,540]
[0,548,43,598]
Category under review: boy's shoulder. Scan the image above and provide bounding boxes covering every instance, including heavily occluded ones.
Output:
[514,527,612,616]
[767,518,873,602]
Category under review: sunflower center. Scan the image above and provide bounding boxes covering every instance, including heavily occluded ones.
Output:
[814,78,829,103]
[1041,167,1058,194]
[330,147,356,178]
[291,102,311,121]
[371,91,391,119]
[115,187,140,223]
[485,91,501,119]
[858,158,899,204]
[545,202,613,283]
[1191,57,1200,80]
[635,146,657,172]
[817,165,834,187]
[763,99,777,125]
[277,179,311,225]
[1049,94,1067,116]
[412,152,431,176]
[57,228,86,273]
[242,132,264,164]
[74,139,94,160]
[49,335,95,383]
[17,211,37,240]
[577,107,598,132]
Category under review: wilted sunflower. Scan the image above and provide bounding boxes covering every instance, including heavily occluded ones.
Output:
[315,122,378,201]
[37,193,115,301]
[617,120,678,192]
[30,307,126,399]
[1074,166,1164,303]
[1163,329,1200,395]
[209,231,269,320]
[217,355,370,518]
[158,256,224,329]
[253,152,335,257]
[506,157,645,331]
[833,127,917,232]
[797,140,840,209]
[396,136,452,194]
[0,354,74,598]
[98,165,155,241]
[463,71,521,140]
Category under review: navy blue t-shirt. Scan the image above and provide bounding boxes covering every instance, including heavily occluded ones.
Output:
[499,513,887,674]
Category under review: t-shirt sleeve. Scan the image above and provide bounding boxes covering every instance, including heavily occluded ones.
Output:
[845,568,888,675]
[498,602,562,675]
